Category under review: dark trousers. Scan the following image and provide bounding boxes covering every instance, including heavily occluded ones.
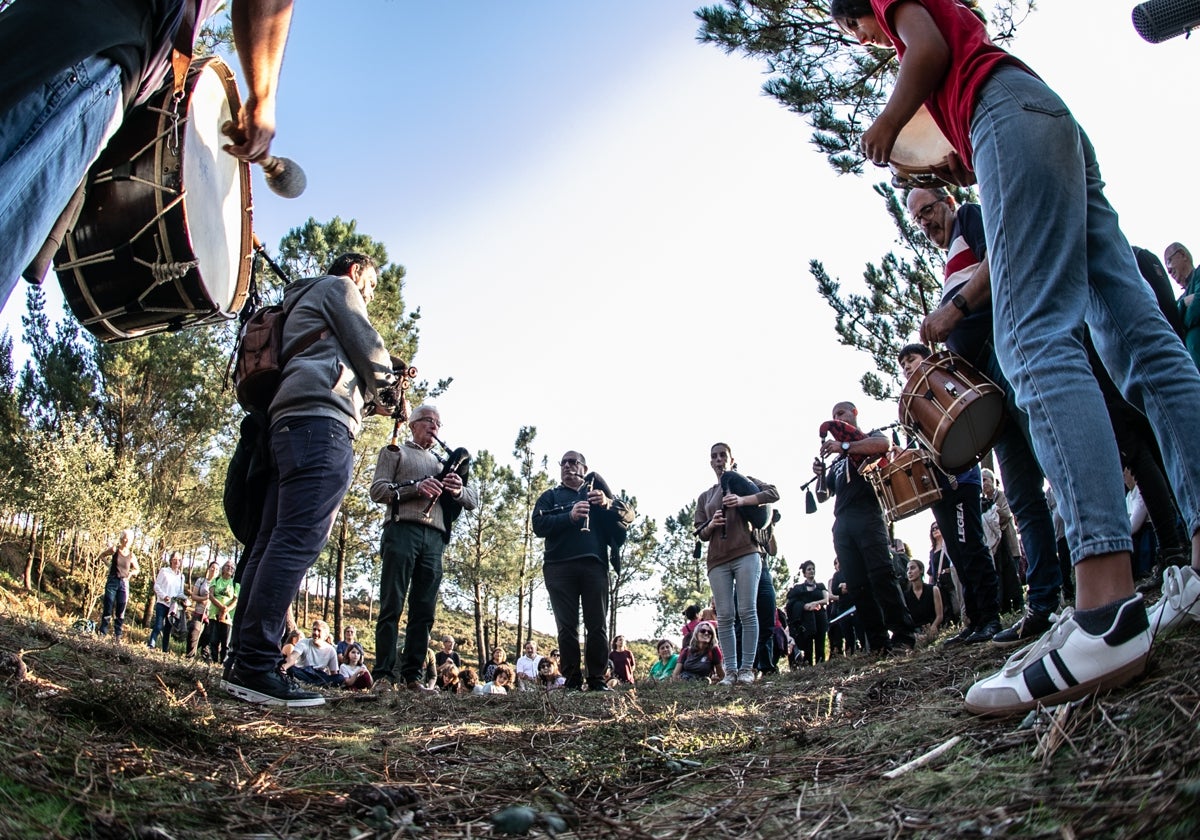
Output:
[832,514,915,651]
[543,557,609,687]
[975,343,1062,615]
[186,614,208,658]
[209,621,232,665]
[98,575,129,638]
[229,417,356,675]
[373,521,445,684]
[930,482,999,627]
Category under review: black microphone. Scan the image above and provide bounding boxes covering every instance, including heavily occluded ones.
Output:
[258,156,307,198]
[1132,0,1200,43]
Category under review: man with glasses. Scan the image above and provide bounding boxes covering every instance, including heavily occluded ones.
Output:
[907,187,1062,647]
[369,404,478,692]
[1164,243,1200,371]
[534,451,635,690]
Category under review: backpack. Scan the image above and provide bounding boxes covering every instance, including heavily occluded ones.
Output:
[232,281,327,413]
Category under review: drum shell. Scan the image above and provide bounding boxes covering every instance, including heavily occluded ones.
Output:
[899,351,1004,473]
[54,56,252,341]
[862,449,943,524]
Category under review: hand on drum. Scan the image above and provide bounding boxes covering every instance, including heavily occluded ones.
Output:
[919,303,962,344]
[861,115,901,168]
[221,99,276,162]
[927,151,975,188]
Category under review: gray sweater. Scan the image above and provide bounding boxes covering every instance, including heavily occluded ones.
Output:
[270,274,395,438]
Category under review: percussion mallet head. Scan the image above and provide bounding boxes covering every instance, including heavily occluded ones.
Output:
[259,156,307,198]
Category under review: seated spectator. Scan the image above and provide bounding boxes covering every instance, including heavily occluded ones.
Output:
[338,643,374,691]
[785,561,829,666]
[515,641,541,691]
[904,559,944,643]
[434,634,461,670]
[536,657,566,689]
[436,661,460,693]
[483,646,507,683]
[474,663,514,695]
[280,629,302,660]
[608,635,635,685]
[458,666,479,695]
[336,626,358,665]
[648,640,678,682]
[286,620,344,687]
[672,620,724,684]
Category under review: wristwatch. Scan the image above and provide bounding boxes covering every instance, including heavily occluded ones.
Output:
[841,442,851,452]
[951,293,971,316]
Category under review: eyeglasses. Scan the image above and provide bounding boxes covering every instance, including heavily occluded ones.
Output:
[911,198,944,223]
[413,417,442,428]
[560,458,584,467]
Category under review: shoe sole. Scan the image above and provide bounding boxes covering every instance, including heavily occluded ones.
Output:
[222,679,325,708]
[964,652,1148,717]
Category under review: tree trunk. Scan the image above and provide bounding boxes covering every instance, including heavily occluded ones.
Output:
[473,579,485,669]
[22,515,38,589]
[334,515,346,638]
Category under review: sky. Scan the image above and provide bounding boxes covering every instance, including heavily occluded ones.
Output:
[3,1,1198,641]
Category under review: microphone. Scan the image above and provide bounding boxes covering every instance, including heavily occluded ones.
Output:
[258,156,307,198]
[1132,0,1200,43]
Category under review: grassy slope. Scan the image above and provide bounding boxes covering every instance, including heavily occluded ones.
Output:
[1,564,1199,838]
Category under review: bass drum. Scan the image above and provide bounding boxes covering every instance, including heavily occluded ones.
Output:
[55,56,253,341]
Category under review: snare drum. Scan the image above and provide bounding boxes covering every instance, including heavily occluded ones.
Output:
[899,351,1005,473]
[55,56,253,341]
[863,449,943,523]
[887,105,955,188]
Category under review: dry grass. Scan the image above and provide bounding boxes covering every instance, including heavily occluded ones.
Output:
[1,584,1199,839]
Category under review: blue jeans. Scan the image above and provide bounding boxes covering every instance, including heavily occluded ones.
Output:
[974,343,1062,615]
[973,65,1200,564]
[148,602,170,649]
[229,417,356,675]
[733,557,778,671]
[0,56,122,300]
[708,552,761,671]
[98,574,129,638]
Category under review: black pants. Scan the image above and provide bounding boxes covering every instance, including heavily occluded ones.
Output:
[832,514,914,651]
[930,481,1000,627]
[543,558,609,687]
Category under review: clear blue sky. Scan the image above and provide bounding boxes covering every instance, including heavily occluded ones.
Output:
[4,1,1197,640]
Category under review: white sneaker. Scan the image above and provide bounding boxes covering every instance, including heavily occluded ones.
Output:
[1147,565,1200,638]
[718,671,737,686]
[736,668,756,685]
[964,595,1150,717]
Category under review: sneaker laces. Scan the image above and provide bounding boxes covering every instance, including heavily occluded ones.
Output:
[1001,608,1075,677]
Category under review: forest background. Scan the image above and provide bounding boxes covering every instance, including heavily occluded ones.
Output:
[0,0,1195,657]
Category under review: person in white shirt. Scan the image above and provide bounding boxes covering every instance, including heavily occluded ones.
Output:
[285,619,342,687]
[147,552,185,652]
[514,640,542,691]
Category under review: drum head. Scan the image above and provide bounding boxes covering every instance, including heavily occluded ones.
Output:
[889,105,954,173]
[183,63,247,315]
[937,391,1006,472]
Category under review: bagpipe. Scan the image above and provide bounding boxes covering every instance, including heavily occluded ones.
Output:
[425,435,472,528]
[537,471,635,571]
[802,419,902,514]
